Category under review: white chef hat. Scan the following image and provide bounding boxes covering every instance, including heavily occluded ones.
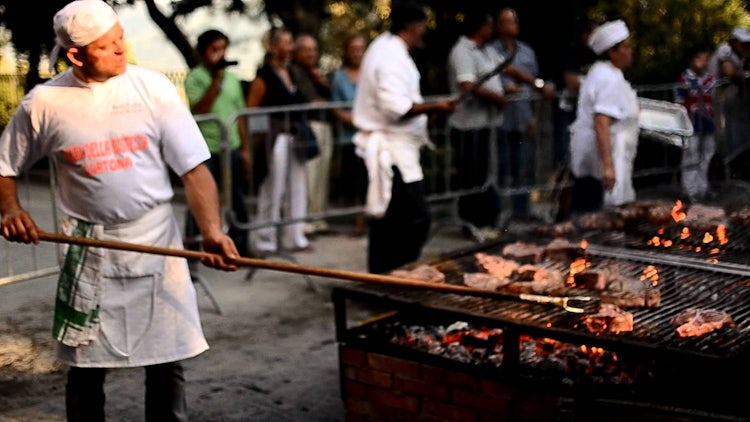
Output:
[49,0,120,72]
[588,19,630,55]
[731,26,750,43]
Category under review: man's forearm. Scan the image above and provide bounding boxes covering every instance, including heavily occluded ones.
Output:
[181,165,225,239]
[0,176,21,216]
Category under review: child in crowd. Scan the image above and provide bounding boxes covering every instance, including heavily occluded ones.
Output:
[674,45,716,202]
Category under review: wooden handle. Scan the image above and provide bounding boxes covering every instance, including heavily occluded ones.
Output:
[37,232,506,299]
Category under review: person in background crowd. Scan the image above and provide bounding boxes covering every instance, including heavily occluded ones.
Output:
[0,1,239,420]
[330,33,369,237]
[492,7,555,223]
[708,26,750,180]
[675,45,716,202]
[553,19,599,168]
[184,29,251,261]
[247,27,311,253]
[551,19,599,223]
[569,19,639,215]
[352,1,456,274]
[290,34,334,236]
[446,11,505,241]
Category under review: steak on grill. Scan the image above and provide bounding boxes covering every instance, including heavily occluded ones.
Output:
[618,199,675,224]
[673,308,735,337]
[729,206,750,226]
[390,265,446,284]
[462,272,511,290]
[601,276,661,308]
[577,211,624,231]
[475,253,519,279]
[583,303,634,334]
[543,238,585,261]
[682,204,726,232]
[501,241,544,263]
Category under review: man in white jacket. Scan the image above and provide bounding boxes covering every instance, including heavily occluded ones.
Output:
[352,1,455,274]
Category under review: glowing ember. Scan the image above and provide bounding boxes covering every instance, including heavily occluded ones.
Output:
[670,200,686,222]
[703,232,714,243]
[580,239,589,250]
[567,257,592,286]
[680,227,690,240]
[716,224,728,245]
[641,265,659,285]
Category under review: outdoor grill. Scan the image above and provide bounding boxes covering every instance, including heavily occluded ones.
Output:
[333,235,750,421]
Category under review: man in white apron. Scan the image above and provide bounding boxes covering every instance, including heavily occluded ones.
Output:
[569,19,639,215]
[352,3,455,274]
[0,2,240,420]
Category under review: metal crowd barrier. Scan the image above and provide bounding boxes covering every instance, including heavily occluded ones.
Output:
[3,82,750,293]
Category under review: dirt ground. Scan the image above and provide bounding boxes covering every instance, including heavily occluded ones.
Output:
[0,190,476,422]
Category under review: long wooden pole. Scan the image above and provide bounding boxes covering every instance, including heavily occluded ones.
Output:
[36,232,507,299]
[37,232,596,311]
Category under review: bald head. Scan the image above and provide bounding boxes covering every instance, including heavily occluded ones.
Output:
[294,34,319,68]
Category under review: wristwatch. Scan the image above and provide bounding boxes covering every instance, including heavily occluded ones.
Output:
[534,78,545,89]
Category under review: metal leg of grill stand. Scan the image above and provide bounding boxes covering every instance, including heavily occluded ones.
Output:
[191,270,224,315]
[244,222,322,296]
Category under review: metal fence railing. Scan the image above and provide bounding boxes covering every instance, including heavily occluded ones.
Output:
[3,77,750,288]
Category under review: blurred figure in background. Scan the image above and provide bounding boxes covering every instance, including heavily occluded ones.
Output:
[492,7,554,223]
[446,11,505,240]
[675,45,716,202]
[569,19,639,215]
[247,27,311,253]
[290,34,334,236]
[184,29,251,260]
[551,19,599,222]
[331,33,369,237]
[708,26,750,180]
[352,2,455,274]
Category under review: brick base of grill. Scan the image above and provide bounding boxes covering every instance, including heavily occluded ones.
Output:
[338,344,742,422]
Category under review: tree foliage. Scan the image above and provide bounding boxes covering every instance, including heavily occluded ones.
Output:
[0,0,748,95]
[588,0,750,83]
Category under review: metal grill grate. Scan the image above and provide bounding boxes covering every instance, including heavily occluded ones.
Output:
[341,239,750,361]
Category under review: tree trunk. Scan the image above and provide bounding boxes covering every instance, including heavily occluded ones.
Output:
[142,0,200,68]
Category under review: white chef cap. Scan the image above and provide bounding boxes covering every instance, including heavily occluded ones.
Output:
[588,19,630,56]
[49,0,120,72]
[731,26,750,43]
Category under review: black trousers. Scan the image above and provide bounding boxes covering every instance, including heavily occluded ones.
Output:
[65,361,186,422]
[450,127,499,228]
[368,167,431,274]
[570,175,604,217]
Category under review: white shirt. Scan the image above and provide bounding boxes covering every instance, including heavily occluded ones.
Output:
[0,65,210,225]
[570,60,639,180]
[352,32,434,216]
[352,32,430,184]
[447,36,505,130]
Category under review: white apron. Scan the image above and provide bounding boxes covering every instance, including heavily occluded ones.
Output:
[56,203,208,367]
[604,117,640,207]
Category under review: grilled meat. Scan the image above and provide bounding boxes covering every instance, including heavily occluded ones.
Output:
[501,241,544,263]
[583,303,634,334]
[462,272,511,291]
[475,253,520,279]
[602,276,661,308]
[616,199,676,225]
[577,211,624,231]
[535,221,576,237]
[543,238,585,262]
[390,265,446,284]
[682,204,726,232]
[673,308,735,337]
[729,206,750,226]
